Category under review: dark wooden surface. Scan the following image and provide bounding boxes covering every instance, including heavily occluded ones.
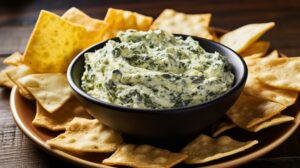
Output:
[1,0,300,167]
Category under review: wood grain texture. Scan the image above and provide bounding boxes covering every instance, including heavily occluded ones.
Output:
[0,0,300,167]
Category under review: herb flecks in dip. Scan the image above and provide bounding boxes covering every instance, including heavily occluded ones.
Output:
[81,30,234,109]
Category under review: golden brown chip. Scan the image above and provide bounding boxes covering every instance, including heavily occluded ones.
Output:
[248,115,294,132]
[220,22,275,53]
[150,9,213,39]
[23,10,88,73]
[181,134,258,164]
[244,73,298,106]
[4,65,35,100]
[47,117,122,152]
[3,52,23,66]
[226,94,286,129]
[244,55,298,106]
[103,144,187,168]
[17,85,34,100]
[211,117,236,137]
[104,8,153,36]
[241,41,270,58]
[209,28,219,42]
[33,97,92,131]
[5,64,34,83]
[17,73,72,113]
[257,57,300,91]
[62,7,111,45]
[0,66,15,88]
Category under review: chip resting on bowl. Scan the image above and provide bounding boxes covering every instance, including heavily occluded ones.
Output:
[33,97,92,131]
[181,134,258,164]
[220,22,275,53]
[62,7,111,46]
[23,10,88,73]
[226,94,286,129]
[103,144,187,168]
[150,9,213,39]
[47,118,123,152]
[104,8,153,36]
[0,66,15,88]
[5,64,34,84]
[17,73,72,113]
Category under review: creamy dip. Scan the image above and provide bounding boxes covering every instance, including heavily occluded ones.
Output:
[81,30,234,109]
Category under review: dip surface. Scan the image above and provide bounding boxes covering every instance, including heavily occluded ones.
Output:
[81,30,234,109]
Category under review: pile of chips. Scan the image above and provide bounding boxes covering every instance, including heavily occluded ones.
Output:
[0,7,299,168]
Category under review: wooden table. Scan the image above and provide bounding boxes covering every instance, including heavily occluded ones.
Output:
[1,0,300,167]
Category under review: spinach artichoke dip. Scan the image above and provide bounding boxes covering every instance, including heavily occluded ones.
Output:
[81,30,234,109]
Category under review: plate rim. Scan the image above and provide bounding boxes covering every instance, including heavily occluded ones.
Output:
[9,85,300,168]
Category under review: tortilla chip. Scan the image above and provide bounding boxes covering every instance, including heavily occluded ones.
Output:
[5,65,35,99]
[0,66,15,88]
[244,73,298,106]
[150,9,213,39]
[62,7,111,45]
[23,10,88,73]
[103,144,187,168]
[248,115,294,132]
[3,52,23,66]
[47,117,122,152]
[33,98,92,131]
[17,73,72,113]
[257,57,300,91]
[226,94,286,129]
[211,117,236,137]
[209,28,219,42]
[18,85,34,100]
[245,50,279,61]
[5,64,34,83]
[241,41,270,58]
[181,134,258,164]
[244,56,298,106]
[104,8,153,36]
[220,22,275,53]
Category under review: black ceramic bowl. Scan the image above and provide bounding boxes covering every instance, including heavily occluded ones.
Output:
[67,34,247,145]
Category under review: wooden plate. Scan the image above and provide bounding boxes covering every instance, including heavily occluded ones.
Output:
[10,85,300,168]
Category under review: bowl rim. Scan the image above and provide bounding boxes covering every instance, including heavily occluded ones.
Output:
[67,34,248,114]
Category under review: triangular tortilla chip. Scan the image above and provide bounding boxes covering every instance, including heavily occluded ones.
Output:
[3,52,23,66]
[220,22,275,53]
[103,144,187,168]
[17,73,72,113]
[244,56,298,106]
[23,10,88,73]
[257,57,300,91]
[47,118,123,153]
[0,66,15,88]
[226,94,286,129]
[33,97,92,131]
[241,41,270,58]
[104,8,153,36]
[181,134,258,164]
[5,65,35,99]
[211,117,236,137]
[248,115,294,132]
[150,9,213,39]
[62,7,111,45]
[5,64,34,83]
